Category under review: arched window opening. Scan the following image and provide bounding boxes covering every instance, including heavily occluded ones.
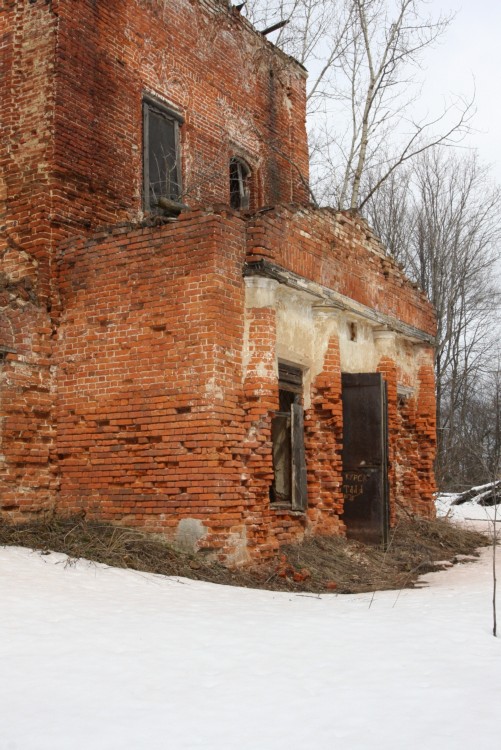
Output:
[229,157,250,210]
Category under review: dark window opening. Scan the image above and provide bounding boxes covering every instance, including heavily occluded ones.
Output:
[143,98,182,213]
[270,363,308,511]
[279,387,297,414]
[229,157,250,210]
[397,386,413,409]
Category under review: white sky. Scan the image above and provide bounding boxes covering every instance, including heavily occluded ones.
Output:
[248,1,501,181]
[421,0,501,181]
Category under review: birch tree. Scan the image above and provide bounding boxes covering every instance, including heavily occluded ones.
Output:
[246,0,473,209]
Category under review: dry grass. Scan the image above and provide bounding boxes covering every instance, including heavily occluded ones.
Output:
[0,513,489,594]
[279,515,489,593]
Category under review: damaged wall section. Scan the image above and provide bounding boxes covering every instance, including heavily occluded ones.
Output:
[1,1,437,562]
[55,206,436,562]
[0,0,309,521]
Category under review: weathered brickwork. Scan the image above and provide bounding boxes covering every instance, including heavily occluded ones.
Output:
[1,0,437,561]
[0,0,58,296]
[52,206,436,561]
[246,205,435,335]
[52,0,308,235]
[304,327,345,535]
[1,0,308,288]
[240,301,284,558]
[0,285,56,519]
[56,214,246,543]
[414,364,437,515]
[0,0,60,516]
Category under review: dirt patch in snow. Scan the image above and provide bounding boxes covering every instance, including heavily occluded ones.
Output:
[0,514,489,594]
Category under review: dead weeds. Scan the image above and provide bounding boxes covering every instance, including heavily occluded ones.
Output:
[0,514,489,594]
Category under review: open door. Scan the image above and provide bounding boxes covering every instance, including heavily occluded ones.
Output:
[341,373,389,545]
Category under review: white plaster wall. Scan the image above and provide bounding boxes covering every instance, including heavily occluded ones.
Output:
[338,319,378,373]
[244,281,433,405]
[275,289,338,408]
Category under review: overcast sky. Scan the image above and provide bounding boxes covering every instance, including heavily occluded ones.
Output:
[253,1,501,184]
[422,0,501,181]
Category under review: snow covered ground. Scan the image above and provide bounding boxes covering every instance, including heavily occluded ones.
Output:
[0,544,499,750]
[436,489,500,530]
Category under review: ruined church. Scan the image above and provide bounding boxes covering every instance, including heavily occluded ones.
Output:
[0,0,436,563]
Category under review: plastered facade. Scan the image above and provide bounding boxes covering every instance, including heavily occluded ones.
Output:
[1,0,436,562]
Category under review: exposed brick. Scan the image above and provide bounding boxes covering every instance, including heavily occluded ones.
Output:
[0,0,437,562]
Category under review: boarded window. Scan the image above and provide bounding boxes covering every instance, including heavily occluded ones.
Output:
[229,157,250,210]
[270,363,307,511]
[143,99,182,212]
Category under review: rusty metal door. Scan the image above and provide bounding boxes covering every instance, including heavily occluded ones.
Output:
[341,373,389,545]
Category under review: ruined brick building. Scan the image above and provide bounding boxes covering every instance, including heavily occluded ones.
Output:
[0,0,436,563]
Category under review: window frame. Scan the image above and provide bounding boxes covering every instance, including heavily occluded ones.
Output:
[229,156,251,210]
[143,96,184,213]
[270,362,308,511]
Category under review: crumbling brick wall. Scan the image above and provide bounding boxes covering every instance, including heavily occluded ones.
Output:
[0,294,57,519]
[56,213,247,548]
[243,206,437,550]
[0,0,59,517]
[246,206,435,336]
[392,362,436,520]
[240,297,285,558]
[0,0,309,519]
[55,206,436,561]
[52,0,308,234]
[0,0,58,297]
[1,1,437,557]
[305,329,345,536]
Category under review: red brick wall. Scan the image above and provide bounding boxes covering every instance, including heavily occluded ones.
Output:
[0,0,59,518]
[305,329,345,535]
[0,0,58,297]
[374,351,437,525]
[54,207,436,560]
[240,302,283,557]
[2,1,308,274]
[56,212,251,555]
[392,363,437,520]
[0,308,57,519]
[247,206,436,336]
[414,364,437,515]
[51,0,309,235]
[0,0,309,531]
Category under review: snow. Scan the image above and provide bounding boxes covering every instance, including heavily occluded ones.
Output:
[0,545,500,750]
[436,491,500,527]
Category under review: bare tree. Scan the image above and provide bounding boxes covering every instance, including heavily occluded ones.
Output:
[246,0,473,209]
[490,366,500,638]
[246,0,354,105]
[365,148,501,488]
[365,149,500,634]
